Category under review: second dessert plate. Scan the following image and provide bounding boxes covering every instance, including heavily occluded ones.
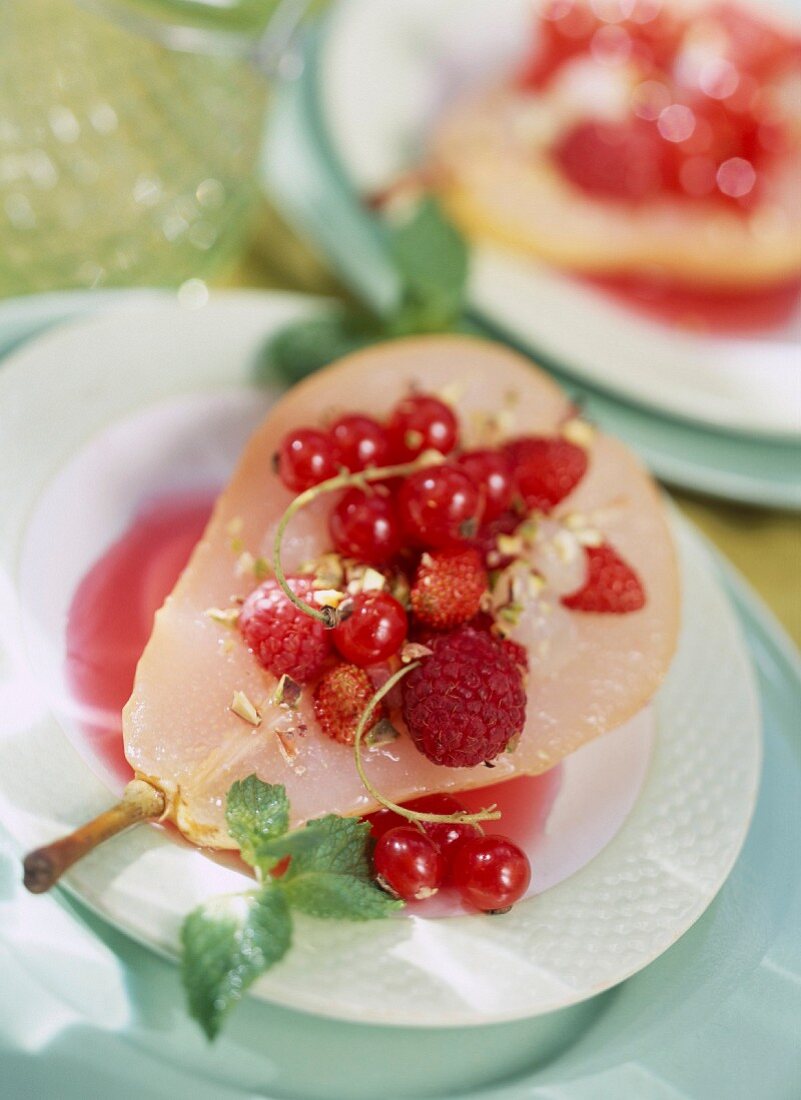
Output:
[316,0,801,442]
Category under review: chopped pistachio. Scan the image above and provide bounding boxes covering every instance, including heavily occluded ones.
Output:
[361,567,387,592]
[272,674,302,708]
[505,734,521,754]
[576,527,604,548]
[504,390,520,408]
[519,519,539,545]
[389,571,411,609]
[437,381,466,408]
[230,690,260,726]
[553,530,579,564]
[401,641,433,663]
[562,417,595,449]
[234,550,256,577]
[497,533,524,557]
[220,638,235,655]
[528,572,546,598]
[275,727,300,763]
[205,606,240,627]
[366,719,401,746]
[253,556,271,580]
[311,552,345,589]
[229,536,244,554]
[313,587,347,609]
[498,603,524,626]
[226,516,244,537]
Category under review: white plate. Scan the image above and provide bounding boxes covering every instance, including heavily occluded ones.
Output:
[320,0,801,442]
[0,292,761,1026]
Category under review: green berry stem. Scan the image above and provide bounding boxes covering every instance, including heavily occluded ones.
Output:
[272,452,444,627]
[353,663,502,828]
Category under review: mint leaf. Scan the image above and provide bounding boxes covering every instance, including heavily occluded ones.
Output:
[284,871,402,920]
[388,197,469,331]
[268,309,381,385]
[225,776,289,868]
[181,886,291,1040]
[281,814,375,881]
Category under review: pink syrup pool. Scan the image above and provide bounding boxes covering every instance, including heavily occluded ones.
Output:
[64,489,562,911]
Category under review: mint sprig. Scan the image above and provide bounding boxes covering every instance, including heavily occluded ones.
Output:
[267,197,472,384]
[180,777,401,1039]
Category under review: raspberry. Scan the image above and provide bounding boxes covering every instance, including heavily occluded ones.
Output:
[500,637,529,672]
[505,437,588,512]
[561,543,645,613]
[313,663,385,745]
[401,628,527,767]
[239,577,332,683]
[411,549,488,630]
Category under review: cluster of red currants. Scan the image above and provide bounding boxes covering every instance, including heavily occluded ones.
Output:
[370,794,531,914]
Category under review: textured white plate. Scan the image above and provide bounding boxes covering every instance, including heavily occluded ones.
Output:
[320,0,801,442]
[0,293,761,1026]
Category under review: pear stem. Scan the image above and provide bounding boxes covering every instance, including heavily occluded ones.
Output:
[22,779,166,894]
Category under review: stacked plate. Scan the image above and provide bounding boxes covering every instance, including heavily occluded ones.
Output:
[263,0,801,510]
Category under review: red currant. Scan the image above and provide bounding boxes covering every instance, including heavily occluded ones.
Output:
[450,835,531,913]
[373,826,444,901]
[456,450,515,521]
[387,394,458,461]
[329,488,401,565]
[398,466,484,548]
[333,591,407,666]
[404,794,480,861]
[330,414,391,471]
[275,428,339,493]
[367,794,478,858]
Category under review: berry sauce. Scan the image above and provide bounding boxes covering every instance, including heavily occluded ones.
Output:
[65,490,217,785]
[582,271,801,335]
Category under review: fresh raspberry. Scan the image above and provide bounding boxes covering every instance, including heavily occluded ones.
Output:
[313,663,385,745]
[505,437,588,512]
[411,549,488,630]
[561,544,645,613]
[500,637,529,673]
[401,628,527,767]
[239,577,332,683]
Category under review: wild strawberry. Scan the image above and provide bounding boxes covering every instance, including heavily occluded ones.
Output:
[313,663,385,745]
[505,437,588,512]
[411,548,488,630]
[561,543,645,613]
[239,577,332,682]
[402,628,527,767]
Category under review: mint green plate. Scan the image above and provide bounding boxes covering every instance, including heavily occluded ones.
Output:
[260,34,801,512]
[0,293,799,1098]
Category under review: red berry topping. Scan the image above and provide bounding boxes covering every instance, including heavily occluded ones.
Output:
[505,437,588,513]
[330,414,391,471]
[313,663,385,746]
[275,428,339,493]
[402,628,527,767]
[398,465,484,548]
[333,591,407,666]
[373,826,444,901]
[239,577,332,683]
[456,449,515,521]
[387,394,458,461]
[450,835,531,913]
[553,118,666,204]
[329,488,401,565]
[561,543,645,613]
[411,548,488,630]
[500,637,529,673]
